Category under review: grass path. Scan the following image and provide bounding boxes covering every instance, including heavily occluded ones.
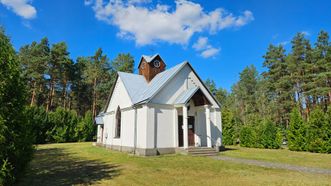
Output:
[220,145,331,169]
[18,143,331,186]
[213,156,331,175]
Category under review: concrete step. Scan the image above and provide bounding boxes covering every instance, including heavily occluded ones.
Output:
[187,147,218,156]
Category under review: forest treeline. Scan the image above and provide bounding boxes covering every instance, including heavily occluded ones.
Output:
[0,28,134,185]
[1,26,331,184]
[206,30,331,153]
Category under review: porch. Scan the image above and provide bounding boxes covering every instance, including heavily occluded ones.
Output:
[174,87,221,150]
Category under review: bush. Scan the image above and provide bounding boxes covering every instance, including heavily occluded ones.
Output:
[287,108,307,151]
[239,120,282,149]
[239,125,257,147]
[258,120,282,149]
[306,108,329,153]
[0,28,34,185]
[47,107,79,143]
[25,106,49,144]
[222,110,237,145]
[75,111,96,141]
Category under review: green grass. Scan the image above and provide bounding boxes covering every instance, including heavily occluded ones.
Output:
[18,143,331,186]
[221,145,331,169]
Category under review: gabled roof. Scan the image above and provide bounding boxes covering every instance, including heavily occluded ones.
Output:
[118,72,148,103]
[142,54,159,63]
[138,53,165,68]
[103,60,221,113]
[117,61,187,105]
[135,61,187,104]
[174,87,199,105]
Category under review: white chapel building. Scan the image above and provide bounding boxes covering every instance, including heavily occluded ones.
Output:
[95,54,222,156]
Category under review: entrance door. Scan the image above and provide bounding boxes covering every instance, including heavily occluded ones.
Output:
[178,116,195,147]
[188,117,195,146]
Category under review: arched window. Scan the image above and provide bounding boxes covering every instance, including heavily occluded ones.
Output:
[115,106,121,138]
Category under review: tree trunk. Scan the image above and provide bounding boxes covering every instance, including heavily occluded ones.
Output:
[92,78,97,118]
[30,81,36,106]
[305,96,310,120]
[46,80,55,112]
[62,80,67,109]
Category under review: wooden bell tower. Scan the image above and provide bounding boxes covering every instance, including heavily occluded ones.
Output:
[138,54,166,82]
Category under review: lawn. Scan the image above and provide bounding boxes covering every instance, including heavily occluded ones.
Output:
[18,143,331,186]
[221,145,331,169]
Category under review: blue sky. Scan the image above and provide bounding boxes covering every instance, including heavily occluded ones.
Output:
[0,0,330,91]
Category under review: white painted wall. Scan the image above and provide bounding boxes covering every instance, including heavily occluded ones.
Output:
[155,107,175,148]
[151,65,190,104]
[107,77,132,112]
[136,106,148,148]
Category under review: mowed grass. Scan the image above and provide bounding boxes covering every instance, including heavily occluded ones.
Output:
[221,145,331,169]
[18,143,331,186]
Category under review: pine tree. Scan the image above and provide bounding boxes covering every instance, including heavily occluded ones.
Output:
[83,48,112,117]
[287,108,306,151]
[306,108,328,153]
[263,44,294,126]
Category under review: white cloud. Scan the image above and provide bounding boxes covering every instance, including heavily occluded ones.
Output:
[0,0,36,19]
[193,37,208,51]
[193,36,220,58]
[201,47,220,58]
[87,0,254,46]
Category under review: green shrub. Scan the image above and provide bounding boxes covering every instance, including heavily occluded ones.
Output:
[258,120,282,149]
[75,111,96,141]
[0,28,34,185]
[222,110,237,145]
[239,125,257,147]
[306,108,328,153]
[287,108,307,151]
[47,107,79,143]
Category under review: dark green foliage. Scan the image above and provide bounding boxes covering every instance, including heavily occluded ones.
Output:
[221,109,237,145]
[0,28,34,185]
[258,120,282,149]
[24,106,96,144]
[287,108,306,151]
[75,111,95,142]
[239,125,257,147]
[306,108,329,153]
[25,106,49,144]
[239,121,282,149]
[47,107,79,143]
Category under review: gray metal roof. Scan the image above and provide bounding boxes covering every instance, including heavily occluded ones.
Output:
[173,87,199,105]
[141,54,159,63]
[118,72,148,103]
[118,61,188,105]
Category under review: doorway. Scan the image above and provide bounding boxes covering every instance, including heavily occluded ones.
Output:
[178,116,195,147]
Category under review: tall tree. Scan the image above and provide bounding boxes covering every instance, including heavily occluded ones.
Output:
[263,44,293,126]
[19,38,50,106]
[232,65,259,125]
[46,42,70,111]
[83,48,111,117]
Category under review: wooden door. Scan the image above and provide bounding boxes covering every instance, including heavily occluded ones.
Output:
[178,116,195,147]
[188,116,195,146]
[178,116,183,147]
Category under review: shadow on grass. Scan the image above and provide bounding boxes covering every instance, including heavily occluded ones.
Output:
[220,146,238,152]
[18,147,120,186]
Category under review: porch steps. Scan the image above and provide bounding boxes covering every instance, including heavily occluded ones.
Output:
[187,147,218,156]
